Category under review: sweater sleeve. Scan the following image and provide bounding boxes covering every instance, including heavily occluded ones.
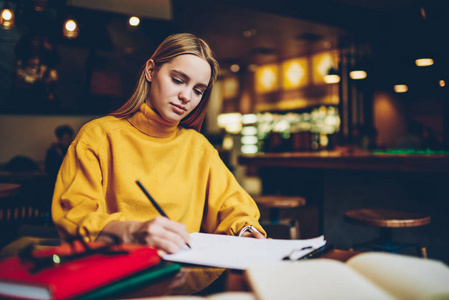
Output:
[201,149,266,237]
[51,137,124,242]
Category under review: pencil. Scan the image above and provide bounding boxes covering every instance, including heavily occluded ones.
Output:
[136,180,191,249]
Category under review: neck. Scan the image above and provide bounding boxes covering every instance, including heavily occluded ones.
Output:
[127,103,179,138]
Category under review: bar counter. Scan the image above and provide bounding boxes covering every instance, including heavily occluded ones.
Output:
[238,150,449,264]
[239,150,449,173]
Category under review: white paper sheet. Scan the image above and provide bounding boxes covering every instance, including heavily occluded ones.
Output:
[163,233,326,270]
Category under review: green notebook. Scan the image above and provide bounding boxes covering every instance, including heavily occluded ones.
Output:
[76,261,181,300]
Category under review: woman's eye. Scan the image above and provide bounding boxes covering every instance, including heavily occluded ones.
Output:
[172,77,183,84]
[194,89,204,96]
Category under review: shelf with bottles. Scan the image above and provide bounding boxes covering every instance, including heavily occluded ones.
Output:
[257,105,341,153]
[216,105,341,154]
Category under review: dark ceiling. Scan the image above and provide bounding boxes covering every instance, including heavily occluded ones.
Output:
[3,0,449,95]
[172,0,449,92]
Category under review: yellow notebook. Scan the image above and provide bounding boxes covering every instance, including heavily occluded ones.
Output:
[246,252,449,300]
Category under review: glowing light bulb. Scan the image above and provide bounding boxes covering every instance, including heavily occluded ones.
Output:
[65,20,76,31]
[394,84,408,93]
[63,18,79,39]
[1,9,12,20]
[350,70,367,80]
[0,7,14,29]
[415,58,434,67]
[129,16,140,26]
[324,74,340,84]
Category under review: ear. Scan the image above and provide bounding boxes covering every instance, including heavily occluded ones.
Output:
[145,59,155,82]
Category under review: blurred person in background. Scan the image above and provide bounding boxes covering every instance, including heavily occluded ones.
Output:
[45,125,74,181]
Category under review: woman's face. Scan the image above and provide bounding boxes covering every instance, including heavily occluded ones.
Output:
[145,54,211,124]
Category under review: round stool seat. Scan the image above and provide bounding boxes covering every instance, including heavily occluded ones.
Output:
[345,209,431,228]
[253,195,306,209]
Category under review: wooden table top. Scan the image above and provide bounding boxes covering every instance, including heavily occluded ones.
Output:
[253,195,306,208]
[345,209,431,228]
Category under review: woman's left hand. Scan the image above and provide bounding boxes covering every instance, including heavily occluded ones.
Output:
[240,230,265,239]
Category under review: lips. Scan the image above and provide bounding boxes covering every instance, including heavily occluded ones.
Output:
[170,103,187,114]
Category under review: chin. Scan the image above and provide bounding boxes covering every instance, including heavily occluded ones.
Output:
[162,114,184,124]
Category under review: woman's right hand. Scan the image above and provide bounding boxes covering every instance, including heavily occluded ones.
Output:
[97,217,191,255]
[132,216,191,255]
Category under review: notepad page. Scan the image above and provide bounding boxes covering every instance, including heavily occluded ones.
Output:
[246,259,395,300]
[346,252,449,300]
[163,233,326,270]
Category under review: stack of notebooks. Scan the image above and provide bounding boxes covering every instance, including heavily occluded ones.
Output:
[0,241,180,300]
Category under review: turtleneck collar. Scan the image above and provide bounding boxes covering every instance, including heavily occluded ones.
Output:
[127,103,179,138]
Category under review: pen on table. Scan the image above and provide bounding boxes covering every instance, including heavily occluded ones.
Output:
[297,244,335,260]
[136,180,191,249]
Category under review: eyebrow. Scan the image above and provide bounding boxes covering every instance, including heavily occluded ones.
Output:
[172,70,208,89]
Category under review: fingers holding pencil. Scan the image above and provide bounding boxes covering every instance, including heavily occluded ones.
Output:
[133,216,191,254]
[136,180,192,250]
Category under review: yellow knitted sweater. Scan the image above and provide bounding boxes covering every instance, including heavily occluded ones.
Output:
[51,104,265,241]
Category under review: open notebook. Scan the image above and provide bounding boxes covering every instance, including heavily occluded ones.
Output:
[163,233,326,270]
[246,252,449,300]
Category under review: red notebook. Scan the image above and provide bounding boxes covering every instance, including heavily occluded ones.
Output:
[0,241,161,300]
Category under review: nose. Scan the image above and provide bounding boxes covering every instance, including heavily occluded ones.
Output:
[178,87,191,103]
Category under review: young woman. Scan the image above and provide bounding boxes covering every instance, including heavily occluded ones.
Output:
[51,33,265,254]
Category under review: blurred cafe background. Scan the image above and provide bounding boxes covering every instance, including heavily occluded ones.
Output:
[1,0,448,263]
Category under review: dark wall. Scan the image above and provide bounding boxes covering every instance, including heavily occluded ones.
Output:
[0,2,173,115]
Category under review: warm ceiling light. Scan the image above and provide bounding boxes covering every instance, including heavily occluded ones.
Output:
[324,74,340,84]
[440,80,446,87]
[283,58,308,89]
[415,58,434,67]
[129,16,140,26]
[222,76,239,99]
[255,64,278,93]
[323,68,340,84]
[230,64,240,73]
[394,84,408,93]
[243,29,257,38]
[63,18,79,39]
[0,3,14,29]
[350,70,367,80]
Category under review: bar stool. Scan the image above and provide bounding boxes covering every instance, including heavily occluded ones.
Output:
[344,208,431,257]
[0,183,22,248]
[253,195,306,239]
[0,183,21,222]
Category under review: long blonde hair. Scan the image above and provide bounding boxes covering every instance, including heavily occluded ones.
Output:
[110,33,219,132]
